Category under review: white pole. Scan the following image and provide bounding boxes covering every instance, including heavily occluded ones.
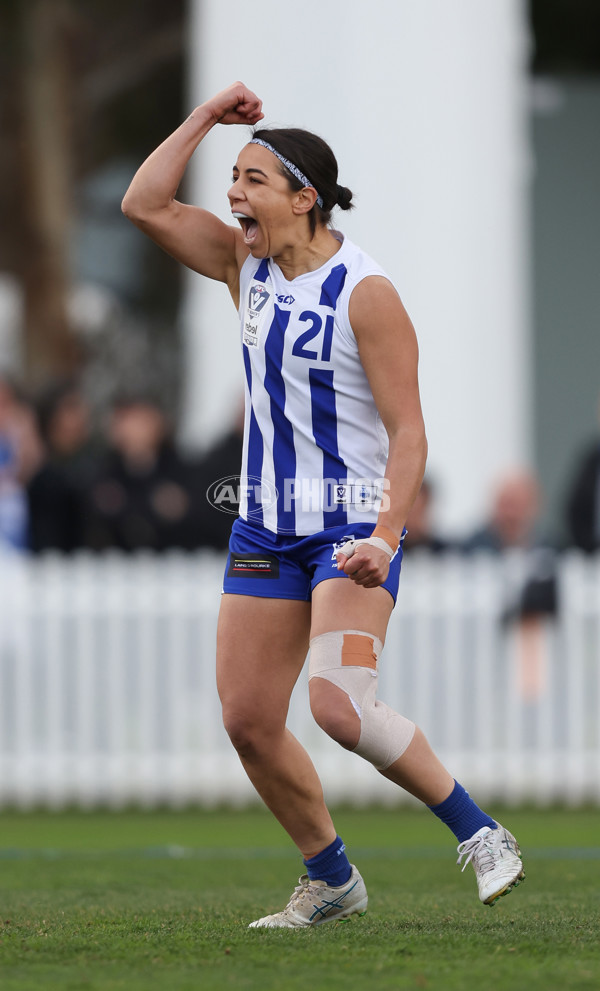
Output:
[181,0,531,537]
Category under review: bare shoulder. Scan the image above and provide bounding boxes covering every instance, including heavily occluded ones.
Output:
[348,274,416,346]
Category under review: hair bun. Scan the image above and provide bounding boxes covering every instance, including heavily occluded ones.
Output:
[336,183,354,211]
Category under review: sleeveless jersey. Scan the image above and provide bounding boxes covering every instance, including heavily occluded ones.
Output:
[238,233,390,536]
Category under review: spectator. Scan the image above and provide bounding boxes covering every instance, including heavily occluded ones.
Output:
[402,477,451,554]
[26,379,96,553]
[0,374,42,551]
[564,406,600,552]
[84,394,198,552]
[462,468,558,619]
[462,470,544,553]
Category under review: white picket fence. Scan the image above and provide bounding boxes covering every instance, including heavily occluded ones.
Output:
[0,548,599,808]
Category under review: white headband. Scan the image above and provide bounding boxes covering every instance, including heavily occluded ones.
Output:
[249,138,324,208]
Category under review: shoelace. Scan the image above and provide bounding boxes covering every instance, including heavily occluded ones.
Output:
[456,833,496,875]
[285,876,321,911]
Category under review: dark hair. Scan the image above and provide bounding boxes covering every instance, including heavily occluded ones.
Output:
[35,378,81,439]
[251,127,354,235]
[111,390,166,415]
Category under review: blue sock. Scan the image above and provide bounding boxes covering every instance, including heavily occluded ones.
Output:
[303,835,352,887]
[427,780,496,843]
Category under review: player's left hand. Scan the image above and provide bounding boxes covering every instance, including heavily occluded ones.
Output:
[336,543,390,589]
[206,81,264,126]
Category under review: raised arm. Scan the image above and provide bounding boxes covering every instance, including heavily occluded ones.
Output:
[121,82,264,300]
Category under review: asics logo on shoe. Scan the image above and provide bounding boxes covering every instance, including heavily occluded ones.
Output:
[308,880,359,923]
[248,866,368,928]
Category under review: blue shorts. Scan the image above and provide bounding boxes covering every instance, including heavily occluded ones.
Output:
[222,517,404,604]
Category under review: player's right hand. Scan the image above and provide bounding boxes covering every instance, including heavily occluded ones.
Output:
[206,82,264,126]
[336,543,391,589]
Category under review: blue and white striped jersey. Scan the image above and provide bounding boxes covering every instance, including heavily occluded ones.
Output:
[238,233,390,536]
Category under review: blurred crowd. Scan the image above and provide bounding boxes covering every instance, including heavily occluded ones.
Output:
[1,372,600,584]
[0,373,241,556]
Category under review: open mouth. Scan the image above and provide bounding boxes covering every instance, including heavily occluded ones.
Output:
[232,212,258,245]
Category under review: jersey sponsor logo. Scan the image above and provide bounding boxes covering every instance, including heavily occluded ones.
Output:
[243,319,260,348]
[275,293,295,305]
[226,554,280,579]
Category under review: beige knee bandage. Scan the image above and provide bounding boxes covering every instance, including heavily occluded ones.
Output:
[308,630,416,771]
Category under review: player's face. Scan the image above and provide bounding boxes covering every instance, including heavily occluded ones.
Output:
[228,144,300,257]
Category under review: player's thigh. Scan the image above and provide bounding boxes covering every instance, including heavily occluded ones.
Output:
[217,593,311,716]
[309,577,393,643]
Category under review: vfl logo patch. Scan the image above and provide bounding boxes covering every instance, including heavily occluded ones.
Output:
[227,555,280,579]
[249,284,270,313]
[244,283,272,348]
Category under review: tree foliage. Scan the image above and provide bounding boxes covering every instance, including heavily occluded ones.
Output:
[0,0,185,388]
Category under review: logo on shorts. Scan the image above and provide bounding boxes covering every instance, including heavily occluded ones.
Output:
[206,475,278,518]
[226,555,280,579]
[331,535,356,562]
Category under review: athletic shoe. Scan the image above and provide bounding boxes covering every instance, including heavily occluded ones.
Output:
[248,864,368,928]
[456,822,525,906]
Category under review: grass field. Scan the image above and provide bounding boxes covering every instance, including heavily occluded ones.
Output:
[0,806,599,991]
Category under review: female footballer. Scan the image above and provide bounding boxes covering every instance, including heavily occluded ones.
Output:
[122,81,524,927]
